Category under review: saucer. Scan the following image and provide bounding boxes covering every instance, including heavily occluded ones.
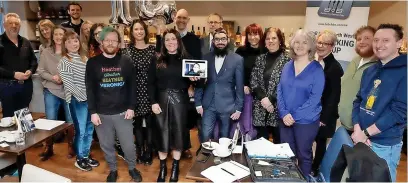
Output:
[202,141,219,150]
[212,150,231,158]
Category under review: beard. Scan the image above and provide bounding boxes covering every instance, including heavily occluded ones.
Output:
[102,46,118,55]
[355,46,374,58]
[214,44,228,57]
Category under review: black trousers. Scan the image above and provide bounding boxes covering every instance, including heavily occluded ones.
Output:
[255,126,281,144]
[312,137,327,173]
[154,89,188,152]
[0,80,33,117]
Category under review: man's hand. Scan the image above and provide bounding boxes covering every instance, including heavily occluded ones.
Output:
[124,109,134,119]
[196,107,203,116]
[152,104,162,114]
[351,129,368,144]
[283,114,295,126]
[14,72,28,81]
[244,86,251,95]
[189,77,200,81]
[91,113,102,126]
[230,111,241,120]
[24,70,32,77]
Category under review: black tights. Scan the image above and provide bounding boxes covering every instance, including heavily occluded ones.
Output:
[255,126,281,144]
[134,114,153,149]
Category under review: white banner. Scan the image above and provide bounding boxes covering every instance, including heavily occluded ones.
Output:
[304,0,370,69]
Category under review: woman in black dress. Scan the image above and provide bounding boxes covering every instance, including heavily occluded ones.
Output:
[122,19,156,165]
[148,29,191,182]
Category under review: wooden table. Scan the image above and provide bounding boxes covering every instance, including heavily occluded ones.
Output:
[186,147,252,182]
[0,123,73,181]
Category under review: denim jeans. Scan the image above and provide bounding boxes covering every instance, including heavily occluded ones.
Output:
[0,80,33,117]
[43,89,73,123]
[69,97,94,159]
[371,141,403,182]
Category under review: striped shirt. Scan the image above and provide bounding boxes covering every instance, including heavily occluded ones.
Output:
[58,53,88,103]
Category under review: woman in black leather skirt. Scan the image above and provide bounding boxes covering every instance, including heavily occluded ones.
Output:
[147,29,191,182]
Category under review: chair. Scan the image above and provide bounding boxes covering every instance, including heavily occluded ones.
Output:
[21,164,71,182]
[317,126,354,182]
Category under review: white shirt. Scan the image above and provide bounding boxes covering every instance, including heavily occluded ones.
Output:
[178,29,188,38]
[209,33,213,49]
[358,57,373,68]
[215,56,226,74]
[319,60,325,69]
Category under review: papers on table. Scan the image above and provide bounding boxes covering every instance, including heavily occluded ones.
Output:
[201,161,250,183]
[244,137,295,158]
[34,119,64,130]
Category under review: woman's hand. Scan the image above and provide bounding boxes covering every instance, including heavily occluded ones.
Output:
[152,104,162,114]
[261,97,272,109]
[283,114,295,126]
[244,86,251,95]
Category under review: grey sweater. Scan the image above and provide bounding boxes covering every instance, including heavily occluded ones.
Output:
[37,47,65,99]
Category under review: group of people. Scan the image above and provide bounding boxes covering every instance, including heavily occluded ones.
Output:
[0,1,406,182]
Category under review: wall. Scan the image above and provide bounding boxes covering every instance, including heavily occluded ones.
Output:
[5,1,407,40]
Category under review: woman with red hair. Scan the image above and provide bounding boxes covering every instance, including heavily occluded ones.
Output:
[234,23,266,139]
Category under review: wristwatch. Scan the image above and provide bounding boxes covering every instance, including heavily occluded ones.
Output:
[363,129,371,138]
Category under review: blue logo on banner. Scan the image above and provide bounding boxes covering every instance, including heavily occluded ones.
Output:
[318,0,353,20]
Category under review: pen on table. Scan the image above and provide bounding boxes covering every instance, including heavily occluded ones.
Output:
[221,168,235,177]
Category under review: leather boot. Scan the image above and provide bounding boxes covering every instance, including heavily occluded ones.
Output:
[169,159,180,182]
[67,127,76,159]
[157,159,167,182]
[136,145,144,164]
[39,139,54,161]
[143,145,153,165]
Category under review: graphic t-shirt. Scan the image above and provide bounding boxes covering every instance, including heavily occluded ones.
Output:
[85,53,137,115]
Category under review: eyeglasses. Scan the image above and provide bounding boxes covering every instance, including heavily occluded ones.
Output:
[214,37,228,42]
[103,40,119,45]
[317,42,333,47]
[208,21,221,25]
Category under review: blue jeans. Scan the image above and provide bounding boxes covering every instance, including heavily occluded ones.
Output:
[371,141,403,182]
[201,109,231,142]
[69,97,94,159]
[43,89,73,123]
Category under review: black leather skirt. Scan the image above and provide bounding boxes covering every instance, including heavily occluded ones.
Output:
[154,89,189,152]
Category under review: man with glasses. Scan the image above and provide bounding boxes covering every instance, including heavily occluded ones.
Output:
[194,28,244,142]
[201,13,235,56]
[85,26,142,182]
[0,13,37,119]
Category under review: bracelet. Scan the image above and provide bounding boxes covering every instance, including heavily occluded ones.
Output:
[363,129,371,138]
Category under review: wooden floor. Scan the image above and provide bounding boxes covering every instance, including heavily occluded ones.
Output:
[0,112,407,182]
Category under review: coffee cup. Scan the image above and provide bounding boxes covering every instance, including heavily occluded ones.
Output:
[0,117,12,127]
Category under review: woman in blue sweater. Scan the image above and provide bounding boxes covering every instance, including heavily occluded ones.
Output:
[277,30,325,176]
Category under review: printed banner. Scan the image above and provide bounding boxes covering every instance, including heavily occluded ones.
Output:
[304,0,370,69]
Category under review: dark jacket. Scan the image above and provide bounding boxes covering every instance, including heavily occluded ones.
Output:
[194,52,244,114]
[352,54,407,146]
[318,53,344,138]
[331,143,391,182]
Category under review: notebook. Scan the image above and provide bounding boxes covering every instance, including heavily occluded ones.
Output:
[201,161,250,183]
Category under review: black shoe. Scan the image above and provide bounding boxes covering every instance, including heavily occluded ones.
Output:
[107,171,118,182]
[169,159,180,182]
[75,158,92,171]
[143,146,153,165]
[85,157,100,167]
[129,168,142,182]
[157,159,167,182]
[39,146,54,161]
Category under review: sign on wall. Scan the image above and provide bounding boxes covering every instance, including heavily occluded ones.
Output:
[305,0,370,69]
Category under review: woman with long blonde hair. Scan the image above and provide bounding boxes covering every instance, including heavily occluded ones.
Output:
[38,19,55,53]
[80,20,93,54]
[58,30,99,171]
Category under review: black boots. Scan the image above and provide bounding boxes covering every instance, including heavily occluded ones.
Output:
[169,159,180,182]
[157,159,167,182]
[106,171,118,182]
[39,140,54,161]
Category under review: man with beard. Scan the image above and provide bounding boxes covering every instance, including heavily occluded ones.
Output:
[85,26,142,182]
[339,26,377,135]
[194,28,244,142]
[0,13,37,119]
[61,2,84,35]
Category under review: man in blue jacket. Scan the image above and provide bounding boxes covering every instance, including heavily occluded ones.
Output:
[194,28,244,142]
[352,23,406,182]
